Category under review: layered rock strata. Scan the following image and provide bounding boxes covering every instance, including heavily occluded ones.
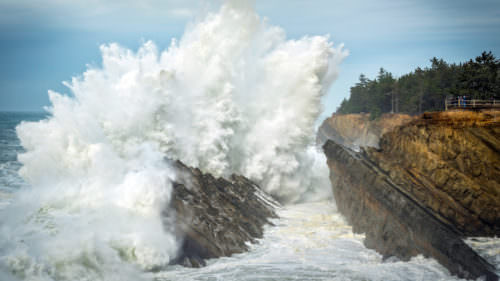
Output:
[322,111,500,281]
[167,160,279,267]
[368,111,500,236]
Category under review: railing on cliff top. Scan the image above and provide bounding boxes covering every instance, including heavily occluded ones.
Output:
[445,97,500,111]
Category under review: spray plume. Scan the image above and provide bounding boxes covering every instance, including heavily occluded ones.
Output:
[1,1,347,280]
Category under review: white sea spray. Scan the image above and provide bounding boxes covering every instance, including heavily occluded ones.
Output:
[0,1,346,280]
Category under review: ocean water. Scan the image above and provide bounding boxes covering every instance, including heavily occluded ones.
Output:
[1,112,498,281]
[0,112,48,208]
[154,202,467,281]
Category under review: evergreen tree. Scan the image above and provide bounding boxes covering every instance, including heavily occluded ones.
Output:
[336,51,499,116]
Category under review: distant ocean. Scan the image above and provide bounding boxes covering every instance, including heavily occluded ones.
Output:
[0,112,47,206]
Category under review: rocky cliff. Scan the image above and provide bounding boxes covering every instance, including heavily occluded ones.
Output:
[317,113,415,149]
[369,111,500,236]
[167,160,279,267]
[322,111,500,280]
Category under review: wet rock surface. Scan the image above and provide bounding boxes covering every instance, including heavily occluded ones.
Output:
[322,111,500,281]
[166,160,279,267]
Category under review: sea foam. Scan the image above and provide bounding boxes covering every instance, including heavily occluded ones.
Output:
[1,1,346,280]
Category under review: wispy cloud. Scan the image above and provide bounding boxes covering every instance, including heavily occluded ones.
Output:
[0,0,197,31]
[256,0,500,42]
[168,8,194,18]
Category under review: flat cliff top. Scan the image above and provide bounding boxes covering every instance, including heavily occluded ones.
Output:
[326,113,415,131]
[410,110,500,128]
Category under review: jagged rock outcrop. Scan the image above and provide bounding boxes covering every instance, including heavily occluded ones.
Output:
[322,111,500,281]
[317,113,415,149]
[167,160,279,267]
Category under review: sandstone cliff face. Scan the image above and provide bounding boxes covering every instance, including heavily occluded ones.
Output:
[322,111,500,281]
[167,160,279,267]
[317,113,415,149]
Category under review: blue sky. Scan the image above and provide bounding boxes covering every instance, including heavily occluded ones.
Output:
[1,0,499,120]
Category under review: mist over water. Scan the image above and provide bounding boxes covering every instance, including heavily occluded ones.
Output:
[0,2,346,280]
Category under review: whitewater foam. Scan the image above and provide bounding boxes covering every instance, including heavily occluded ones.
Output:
[154,201,468,281]
[0,1,346,280]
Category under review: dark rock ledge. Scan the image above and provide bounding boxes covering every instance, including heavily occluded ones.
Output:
[165,160,279,267]
[323,140,498,281]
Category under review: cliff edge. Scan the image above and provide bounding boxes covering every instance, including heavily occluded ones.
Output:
[317,113,415,149]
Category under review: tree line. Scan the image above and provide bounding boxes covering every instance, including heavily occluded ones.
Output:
[337,51,500,118]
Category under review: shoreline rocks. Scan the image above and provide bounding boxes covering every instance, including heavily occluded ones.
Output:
[166,160,279,267]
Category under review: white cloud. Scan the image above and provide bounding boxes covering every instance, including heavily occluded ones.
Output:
[0,0,197,30]
[255,0,500,41]
[2,0,499,38]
